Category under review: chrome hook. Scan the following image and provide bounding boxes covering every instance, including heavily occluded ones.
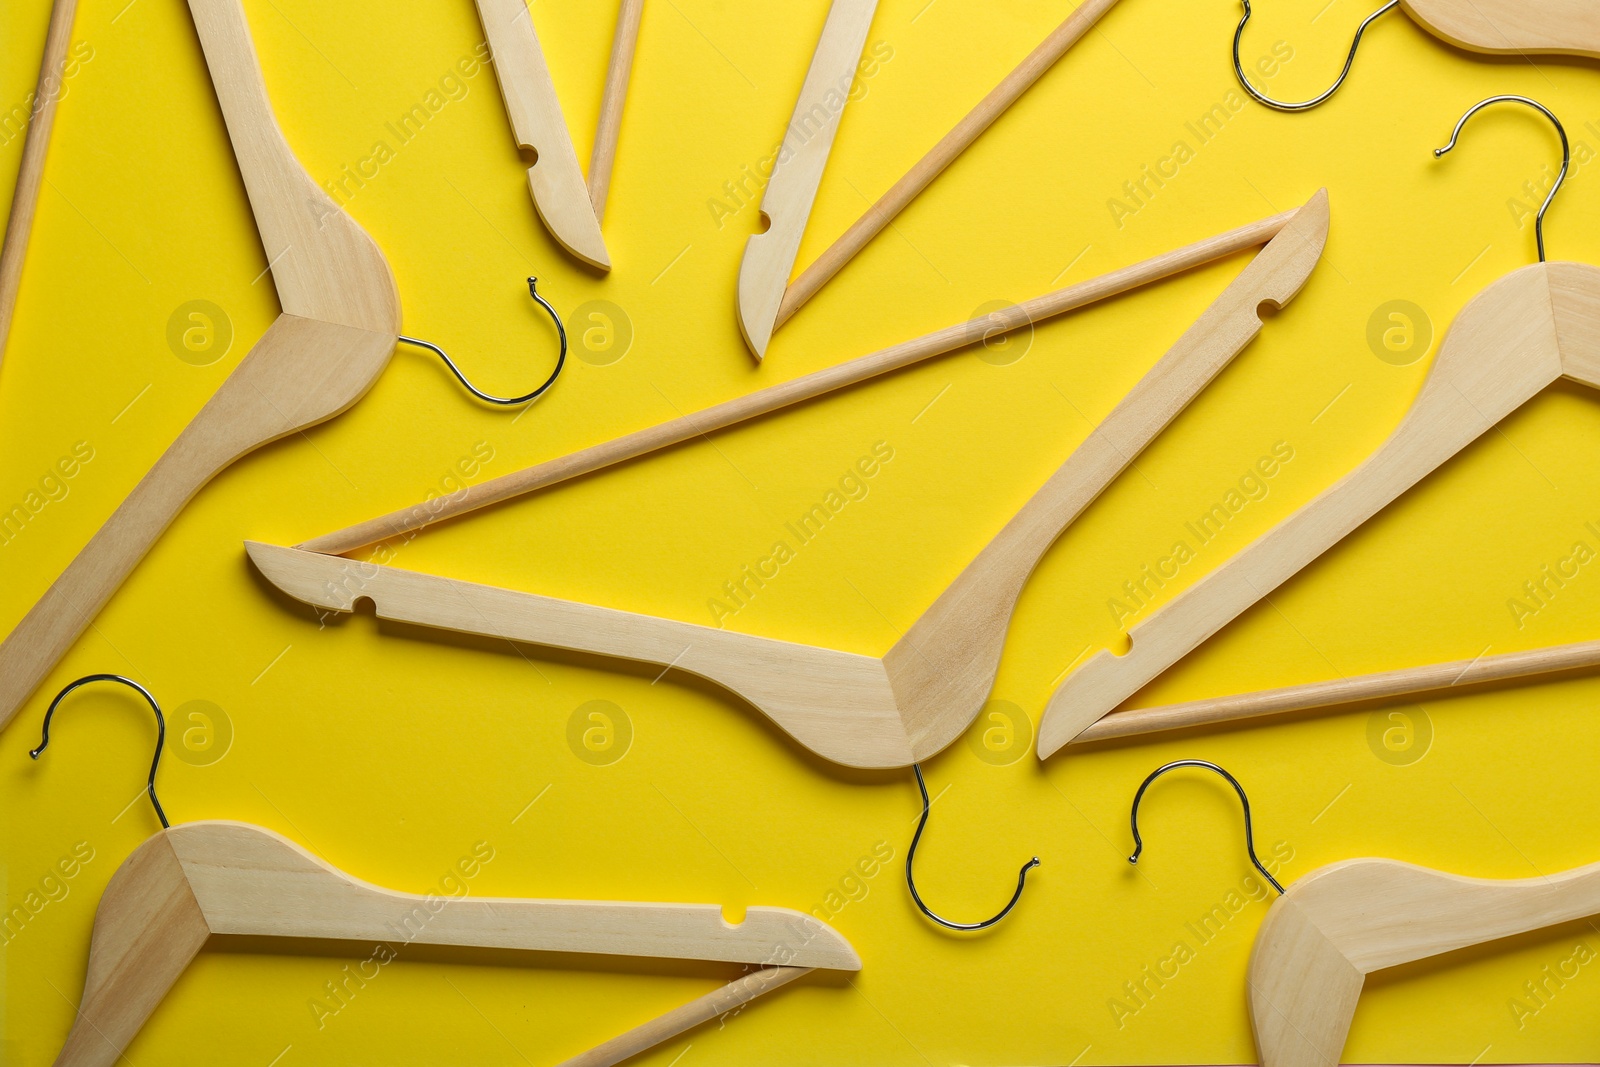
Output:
[1127,759,1281,894]
[398,277,568,406]
[31,674,169,829]
[905,764,1040,932]
[1233,0,1399,112]
[1435,95,1570,264]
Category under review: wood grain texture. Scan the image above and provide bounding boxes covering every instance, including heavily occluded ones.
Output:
[51,822,857,1066]
[555,967,810,1067]
[264,194,1324,771]
[0,0,402,737]
[1074,636,1600,744]
[1405,0,1600,58]
[245,541,914,769]
[589,0,644,220]
[775,0,1125,335]
[0,0,79,374]
[1038,262,1600,757]
[736,0,878,358]
[302,206,1301,557]
[476,0,611,269]
[883,190,1329,760]
[1251,855,1600,1066]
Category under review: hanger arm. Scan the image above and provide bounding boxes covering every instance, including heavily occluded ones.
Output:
[1038,263,1569,757]
[187,0,398,331]
[884,189,1329,757]
[1405,0,1600,58]
[299,207,1300,557]
[476,0,610,270]
[244,542,914,768]
[736,0,879,358]
[1252,855,1600,1066]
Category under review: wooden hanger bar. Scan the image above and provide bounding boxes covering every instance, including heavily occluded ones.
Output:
[737,0,879,358]
[256,190,1329,771]
[1405,0,1600,58]
[1073,636,1600,745]
[1251,855,1600,1066]
[0,0,79,377]
[476,0,611,270]
[302,204,1303,557]
[0,0,403,736]
[766,0,1125,345]
[54,820,857,1067]
[1039,259,1600,758]
[588,0,645,220]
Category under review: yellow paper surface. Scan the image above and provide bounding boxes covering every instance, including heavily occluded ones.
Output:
[3,0,1600,1063]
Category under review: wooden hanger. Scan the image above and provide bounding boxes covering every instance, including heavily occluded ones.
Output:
[739,0,1124,358]
[1251,853,1600,1066]
[33,678,857,1067]
[0,0,80,381]
[248,192,1329,770]
[1236,0,1600,111]
[589,0,646,222]
[1038,97,1600,759]
[476,0,616,270]
[736,0,879,358]
[1074,635,1600,746]
[0,0,410,736]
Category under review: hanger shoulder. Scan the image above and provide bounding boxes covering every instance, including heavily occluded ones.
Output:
[475,0,610,270]
[886,190,1329,758]
[736,0,879,358]
[1037,263,1567,756]
[244,542,913,768]
[1404,0,1600,58]
[56,832,210,1067]
[169,822,860,969]
[186,0,399,333]
[1248,892,1365,1067]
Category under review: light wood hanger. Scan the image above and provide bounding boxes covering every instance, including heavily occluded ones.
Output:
[1235,0,1600,111]
[1038,97,1600,759]
[1074,635,1600,746]
[1124,758,1600,1067]
[476,0,614,271]
[739,0,1124,358]
[0,0,79,380]
[1251,854,1600,1067]
[249,192,1329,770]
[0,0,405,739]
[33,677,858,1067]
[735,0,880,358]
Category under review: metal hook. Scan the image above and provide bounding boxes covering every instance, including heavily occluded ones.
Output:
[397,277,568,406]
[1435,95,1570,264]
[1233,0,1399,112]
[31,674,169,829]
[1127,760,1281,894]
[905,764,1039,932]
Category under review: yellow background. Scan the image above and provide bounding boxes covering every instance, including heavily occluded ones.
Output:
[4,0,1600,1062]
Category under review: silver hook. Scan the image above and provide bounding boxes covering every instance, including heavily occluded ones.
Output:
[905,764,1039,932]
[1233,0,1399,112]
[398,277,568,406]
[1127,759,1281,894]
[31,674,169,829]
[1435,95,1570,264]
